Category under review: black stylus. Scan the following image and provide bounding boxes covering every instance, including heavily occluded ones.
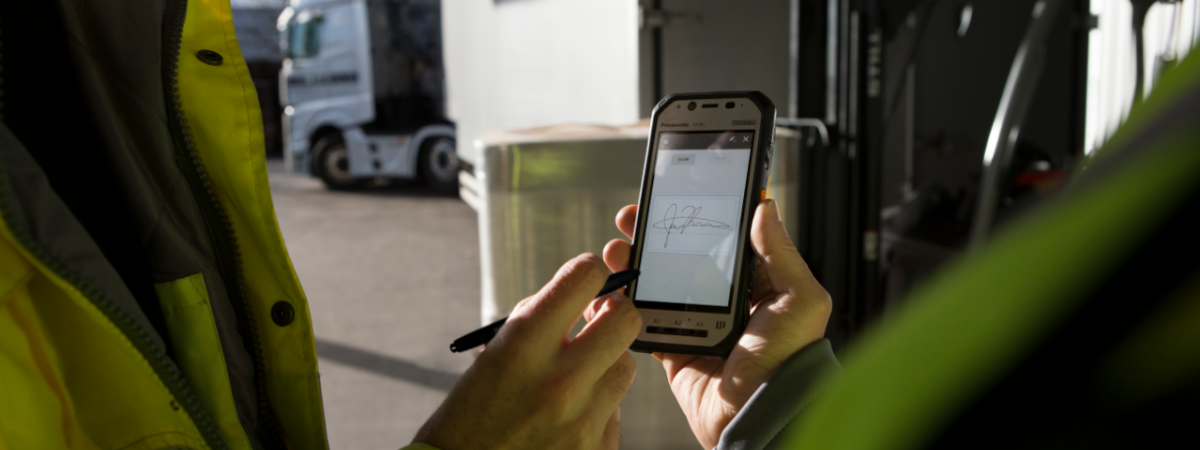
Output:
[449,269,641,353]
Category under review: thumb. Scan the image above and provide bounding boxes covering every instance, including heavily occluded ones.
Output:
[749,200,822,299]
[741,199,832,370]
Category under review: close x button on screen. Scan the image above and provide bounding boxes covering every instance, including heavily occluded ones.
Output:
[646,326,709,338]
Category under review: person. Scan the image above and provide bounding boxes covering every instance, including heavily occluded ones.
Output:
[413,40,1200,450]
[3,1,1196,449]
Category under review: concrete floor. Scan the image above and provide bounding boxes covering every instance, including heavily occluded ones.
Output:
[269,161,479,449]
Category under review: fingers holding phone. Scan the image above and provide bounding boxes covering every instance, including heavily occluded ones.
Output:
[414,253,641,450]
[719,200,831,400]
[601,199,833,448]
[743,199,832,353]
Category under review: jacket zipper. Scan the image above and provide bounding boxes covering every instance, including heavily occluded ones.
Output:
[162,1,283,449]
[0,5,277,448]
[0,205,230,450]
[0,7,230,450]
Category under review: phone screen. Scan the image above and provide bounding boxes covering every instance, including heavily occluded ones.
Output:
[634,130,756,312]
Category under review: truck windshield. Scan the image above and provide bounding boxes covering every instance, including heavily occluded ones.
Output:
[287,11,322,59]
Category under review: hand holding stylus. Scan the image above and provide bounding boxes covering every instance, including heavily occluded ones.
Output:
[449,269,641,353]
[597,199,831,449]
[414,254,642,450]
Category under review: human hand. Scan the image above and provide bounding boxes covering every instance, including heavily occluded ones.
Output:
[414,254,643,450]
[597,200,831,449]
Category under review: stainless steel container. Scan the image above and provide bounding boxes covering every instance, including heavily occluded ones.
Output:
[459,121,803,450]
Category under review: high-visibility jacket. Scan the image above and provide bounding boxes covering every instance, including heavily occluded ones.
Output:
[0,0,332,448]
[750,43,1200,450]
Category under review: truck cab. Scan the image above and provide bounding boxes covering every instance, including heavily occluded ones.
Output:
[278,0,456,190]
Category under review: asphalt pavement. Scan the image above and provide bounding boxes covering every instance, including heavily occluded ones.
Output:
[268,160,479,449]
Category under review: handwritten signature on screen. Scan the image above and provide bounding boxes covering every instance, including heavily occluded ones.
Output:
[651,204,732,247]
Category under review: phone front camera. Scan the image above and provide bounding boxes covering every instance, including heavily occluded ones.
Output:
[688,102,697,111]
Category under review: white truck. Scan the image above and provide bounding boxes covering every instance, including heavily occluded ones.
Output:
[278,0,456,190]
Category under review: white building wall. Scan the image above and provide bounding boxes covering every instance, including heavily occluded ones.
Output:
[442,0,641,164]
[1085,0,1200,155]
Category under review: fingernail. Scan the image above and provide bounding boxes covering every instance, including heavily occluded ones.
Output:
[766,199,781,223]
[606,293,628,308]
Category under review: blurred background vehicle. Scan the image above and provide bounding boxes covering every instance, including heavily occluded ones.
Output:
[277,0,457,190]
[233,0,289,157]
[228,0,1199,448]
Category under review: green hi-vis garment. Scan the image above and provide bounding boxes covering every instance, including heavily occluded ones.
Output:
[779,48,1200,448]
[0,0,327,448]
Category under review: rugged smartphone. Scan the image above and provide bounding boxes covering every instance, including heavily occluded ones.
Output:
[627,91,776,357]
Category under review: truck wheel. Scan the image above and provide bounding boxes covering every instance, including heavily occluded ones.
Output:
[314,134,365,190]
[419,137,458,191]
